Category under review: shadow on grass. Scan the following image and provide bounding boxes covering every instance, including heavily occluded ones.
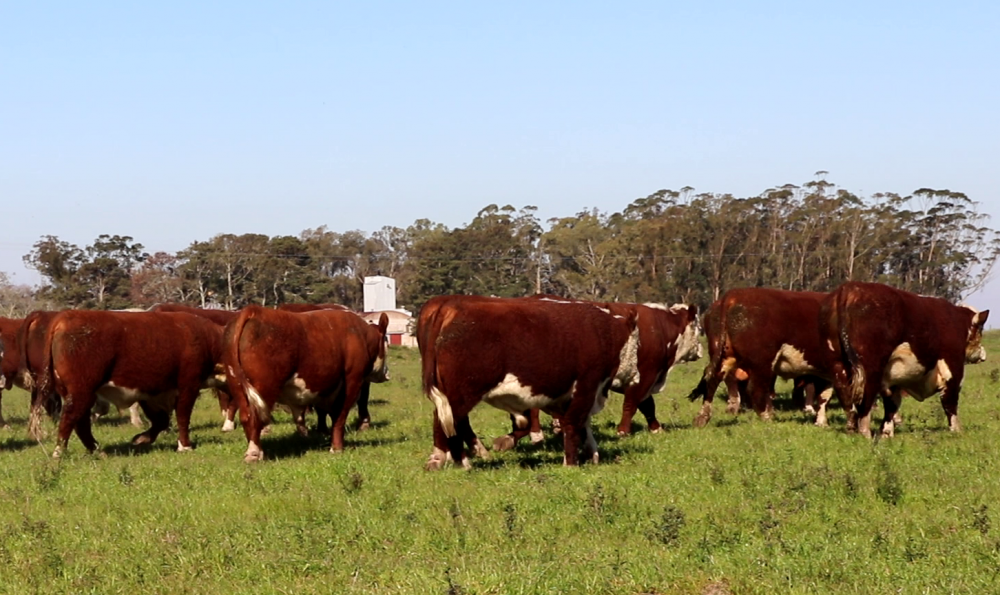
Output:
[367,398,390,406]
[0,437,46,452]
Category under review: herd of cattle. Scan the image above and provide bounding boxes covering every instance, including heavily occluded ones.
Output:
[0,281,989,468]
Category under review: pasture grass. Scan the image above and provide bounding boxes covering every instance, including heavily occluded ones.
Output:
[1,334,1000,593]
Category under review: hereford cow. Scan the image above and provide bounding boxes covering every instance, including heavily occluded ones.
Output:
[820,281,988,438]
[688,298,826,418]
[276,303,376,433]
[493,298,702,450]
[0,316,24,428]
[692,288,835,427]
[420,295,639,469]
[148,303,240,431]
[224,306,389,462]
[38,310,228,457]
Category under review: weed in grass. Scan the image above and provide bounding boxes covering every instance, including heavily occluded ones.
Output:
[503,502,518,539]
[904,534,929,562]
[990,367,1000,384]
[649,505,685,546]
[342,470,364,494]
[709,464,725,485]
[444,567,465,595]
[876,457,903,506]
[972,504,991,537]
[34,462,61,492]
[589,483,607,516]
[119,465,134,486]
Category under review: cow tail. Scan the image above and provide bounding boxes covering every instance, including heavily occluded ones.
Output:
[16,313,36,391]
[417,303,457,438]
[835,291,865,406]
[227,308,271,425]
[31,317,61,440]
[686,378,708,402]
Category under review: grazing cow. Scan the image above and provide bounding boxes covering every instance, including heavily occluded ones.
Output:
[0,316,24,428]
[38,310,228,457]
[419,295,639,469]
[493,299,702,450]
[224,306,389,462]
[692,288,834,427]
[820,281,988,438]
[148,303,240,431]
[276,303,376,433]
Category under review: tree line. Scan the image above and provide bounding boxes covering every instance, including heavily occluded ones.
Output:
[5,175,998,318]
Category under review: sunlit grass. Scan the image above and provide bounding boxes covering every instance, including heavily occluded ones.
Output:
[0,334,998,593]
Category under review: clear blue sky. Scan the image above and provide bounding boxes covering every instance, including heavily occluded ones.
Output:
[2,1,998,316]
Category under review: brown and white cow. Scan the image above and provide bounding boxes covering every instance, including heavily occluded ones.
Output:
[692,288,836,427]
[276,303,377,433]
[0,316,25,428]
[493,298,702,450]
[223,305,389,462]
[419,295,639,469]
[148,303,240,431]
[688,298,826,418]
[820,281,988,438]
[37,310,228,457]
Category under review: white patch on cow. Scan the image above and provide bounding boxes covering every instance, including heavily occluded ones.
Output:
[278,374,322,407]
[720,357,738,376]
[245,383,271,424]
[244,440,264,462]
[369,351,389,383]
[177,440,193,452]
[512,413,529,430]
[643,302,669,311]
[649,371,668,396]
[529,431,544,443]
[882,342,952,402]
[221,418,236,432]
[611,326,642,390]
[429,386,457,437]
[596,307,611,314]
[770,344,816,378]
[537,297,572,304]
[590,379,610,416]
[96,382,178,415]
[483,374,574,415]
[827,339,835,351]
[673,320,702,364]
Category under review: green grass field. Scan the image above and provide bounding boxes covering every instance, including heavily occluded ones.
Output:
[1,333,999,594]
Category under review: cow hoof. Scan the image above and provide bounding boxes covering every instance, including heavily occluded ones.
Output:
[296,426,309,438]
[616,427,629,437]
[0,423,10,431]
[221,419,236,432]
[460,457,472,470]
[357,420,371,432]
[529,431,544,444]
[243,453,264,463]
[425,455,447,471]
[52,445,63,459]
[591,452,600,465]
[803,405,816,416]
[492,435,516,451]
[551,420,562,435]
[693,415,710,428]
[471,442,491,460]
[648,424,662,434]
[814,418,828,428]
[260,425,272,436]
[131,434,153,446]
[724,405,739,415]
[176,442,194,453]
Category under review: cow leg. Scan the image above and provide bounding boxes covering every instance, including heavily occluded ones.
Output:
[426,410,451,471]
[879,389,903,438]
[0,388,7,429]
[941,373,964,432]
[723,375,743,415]
[814,387,835,427]
[494,410,534,451]
[128,402,144,428]
[175,387,200,452]
[330,375,371,452]
[355,382,371,431]
[694,372,723,428]
[218,388,238,432]
[240,403,265,463]
[132,402,170,446]
[747,372,776,421]
[637,396,661,433]
[457,416,489,462]
[561,380,604,466]
[290,406,309,437]
[74,414,101,454]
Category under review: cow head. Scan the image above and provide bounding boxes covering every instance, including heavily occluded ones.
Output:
[369,312,391,383]
[965,308,989,364]
[669,303,703,363]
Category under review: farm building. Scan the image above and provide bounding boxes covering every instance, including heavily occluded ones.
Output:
[362,275,415,347]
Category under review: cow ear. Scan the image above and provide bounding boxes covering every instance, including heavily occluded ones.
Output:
[378,312,389,334]
[688,304,698,318]
[626,307,639,331]
[977,310,990,326]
